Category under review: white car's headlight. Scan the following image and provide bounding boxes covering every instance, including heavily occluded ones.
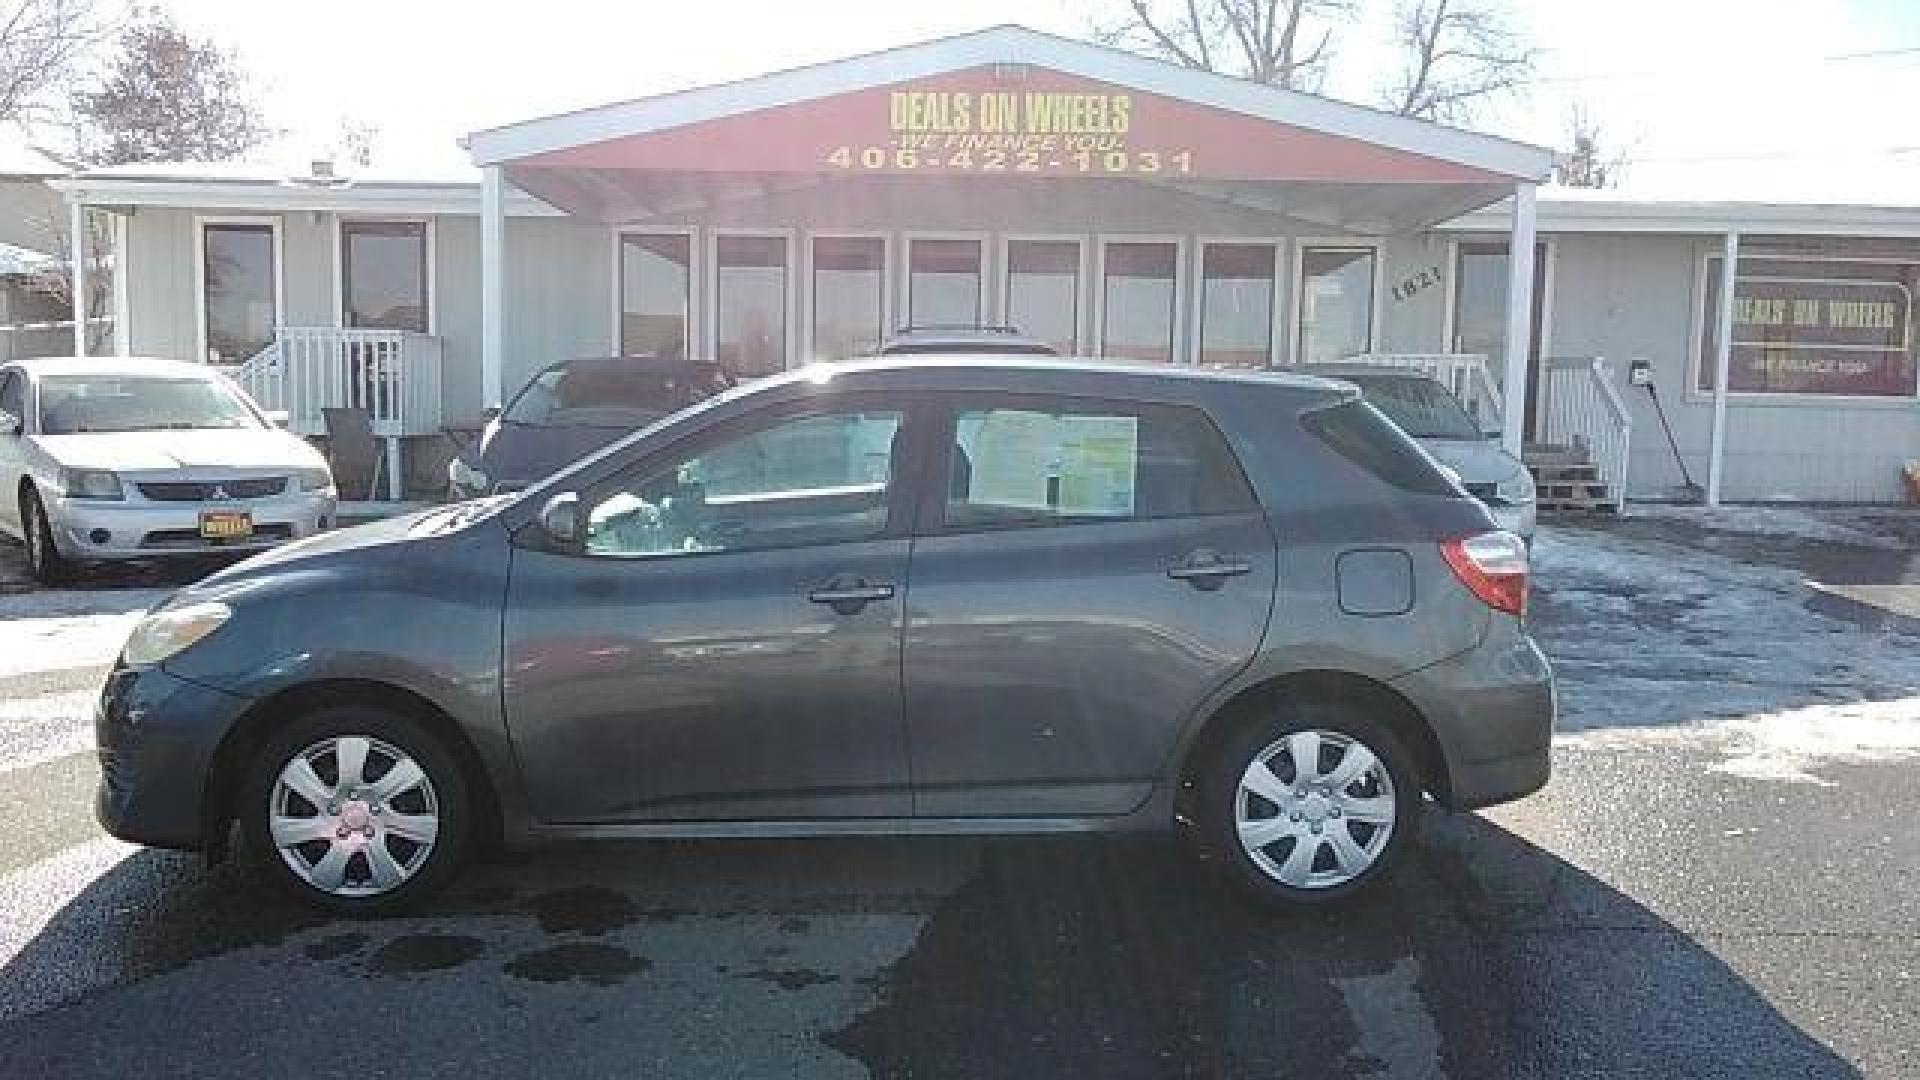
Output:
[1496,470,1536,504]
[294,466,335,492]
[62,468,124,501]
[122,601,232,667]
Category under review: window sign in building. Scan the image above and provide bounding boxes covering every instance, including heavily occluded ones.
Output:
[811,237,886,361]
[1297,247,1375,364]
[714,234,789,378]
[1699,257,1917,397]
[908,238,982,325]
[1101,242,1178,363]
[620,234,691,357]
[1199,243,1276,368]
[1005,240,1081,354]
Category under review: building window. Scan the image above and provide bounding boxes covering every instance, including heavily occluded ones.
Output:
[1005,240,1080,355]
[714,234,789,379]
[1698,256,1918,398]
[1101,241,1178,363]
[200,220,277,364]
[620,233,691,358]
[1199,243,1276,368]
[811,236,885,361]
[1297,246,1376,363]
[907,238,981,326]
[341,220,428,333]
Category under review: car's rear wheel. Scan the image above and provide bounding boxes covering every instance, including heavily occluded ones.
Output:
[1195,697,1421,907]
[20,487,75,585]
[240,706,471,914]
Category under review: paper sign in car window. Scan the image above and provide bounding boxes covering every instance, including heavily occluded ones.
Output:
[1053,413,1138,516]
[966,409,1057,509]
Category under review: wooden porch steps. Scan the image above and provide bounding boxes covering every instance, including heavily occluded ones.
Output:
[1523,443,1618,515]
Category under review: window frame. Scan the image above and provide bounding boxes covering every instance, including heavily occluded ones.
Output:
[193,214,284,366]
[1000,234,1089,356]
[900,232,990,330]
[1289,238,1383,366]
[1686,248,1920,405]
[568,392,931,562]
[333,216,435,335]
[803,231,893,363]
[1193,236,1285,369]
[610,228,700,359]
[915,390,1260,538]
[1093,235,1188,365]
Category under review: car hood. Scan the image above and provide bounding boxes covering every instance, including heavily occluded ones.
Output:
[1418,438,1528,485]
[37,428,326,473]
[476,420,646,490]
[194,506,441,590]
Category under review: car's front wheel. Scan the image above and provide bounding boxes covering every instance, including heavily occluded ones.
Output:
[1196,697,1422,907]
[240,706,472,914]
[20,487,75,585]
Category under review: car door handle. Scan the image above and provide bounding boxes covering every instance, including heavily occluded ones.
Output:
[808,576,895,614]
[1167,550,1253,591]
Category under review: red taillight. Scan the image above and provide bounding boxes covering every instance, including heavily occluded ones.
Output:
[1441,531,1530,617]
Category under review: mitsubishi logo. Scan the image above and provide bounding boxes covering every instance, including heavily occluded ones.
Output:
[210,485,229,500]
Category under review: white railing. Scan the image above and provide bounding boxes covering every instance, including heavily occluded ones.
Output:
[1330,353,1505,432]
[226,327,443,439]
[1540,356,1632,510]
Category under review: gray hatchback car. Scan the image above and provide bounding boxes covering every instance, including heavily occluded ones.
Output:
[97,358,1552,913]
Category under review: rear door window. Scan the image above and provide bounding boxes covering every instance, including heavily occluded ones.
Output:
[941,398,1254,530]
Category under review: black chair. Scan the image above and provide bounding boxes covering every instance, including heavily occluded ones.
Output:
[323,407,384,501]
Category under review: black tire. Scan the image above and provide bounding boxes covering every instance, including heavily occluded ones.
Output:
[20,487,75,586]
[240,705,473,915]
[1192,696,1423,908]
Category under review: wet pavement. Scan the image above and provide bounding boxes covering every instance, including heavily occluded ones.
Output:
[0,514,1916,1078]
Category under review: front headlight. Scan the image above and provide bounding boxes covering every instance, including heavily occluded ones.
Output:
[61,468,123,501]
[294,466,335,492]
[1496,469,1536,504]
[122,601,232,667]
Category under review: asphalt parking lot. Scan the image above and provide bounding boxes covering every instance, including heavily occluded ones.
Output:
[0,510,1916,1079]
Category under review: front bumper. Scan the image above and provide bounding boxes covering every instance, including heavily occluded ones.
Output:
[50,489,337,560]
[95,663,255,851]
[1390,624,1554,810]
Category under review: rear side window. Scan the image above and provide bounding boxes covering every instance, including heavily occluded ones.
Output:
[945,400,1255,529]
[1301,399,1458,496]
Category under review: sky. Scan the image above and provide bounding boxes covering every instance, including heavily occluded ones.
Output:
[150,0,1920,200]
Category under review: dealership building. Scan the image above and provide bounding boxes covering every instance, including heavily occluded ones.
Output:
[43,25,1920,504]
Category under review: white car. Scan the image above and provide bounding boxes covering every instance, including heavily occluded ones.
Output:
[0,357,337,583]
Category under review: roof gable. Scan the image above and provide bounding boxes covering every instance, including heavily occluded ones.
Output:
[463,24,1551,182]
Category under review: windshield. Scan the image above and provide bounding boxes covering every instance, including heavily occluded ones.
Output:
[37,376,262,435]
[504,361,730,426]
[1345,375,1483,440]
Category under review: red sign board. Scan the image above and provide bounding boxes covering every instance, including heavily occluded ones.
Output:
[1699,258,1918,397]
[522,67,1503,184]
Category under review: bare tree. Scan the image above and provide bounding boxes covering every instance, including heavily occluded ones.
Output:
[0,0,115,126]
[1379,0,1535,123]
[1554,105,1627,189]
[71,8,271,165]
[1097,0,1357,90]
[335,115,377,170]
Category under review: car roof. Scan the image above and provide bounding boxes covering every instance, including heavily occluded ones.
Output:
[4,356,218,380]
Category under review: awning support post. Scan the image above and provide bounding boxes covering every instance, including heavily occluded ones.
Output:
[1500,182,1537,459]
[68,198,88,358]
[481,166,505,411]
[1706,230,1740,507]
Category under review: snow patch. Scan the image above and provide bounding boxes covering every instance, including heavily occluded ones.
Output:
[1623,504,1905,550]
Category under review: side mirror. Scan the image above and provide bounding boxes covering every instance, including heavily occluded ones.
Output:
[539,491,582,549]
[481,405,502,423]
[264,409,291,428]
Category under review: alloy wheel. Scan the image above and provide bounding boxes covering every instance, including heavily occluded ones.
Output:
[269,735,440,897]
[1234,728,1397,890]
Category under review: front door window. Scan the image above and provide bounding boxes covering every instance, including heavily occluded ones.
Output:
[1297,247,1375,364]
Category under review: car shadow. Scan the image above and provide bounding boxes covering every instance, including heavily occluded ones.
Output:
[0,812,1857,1078]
